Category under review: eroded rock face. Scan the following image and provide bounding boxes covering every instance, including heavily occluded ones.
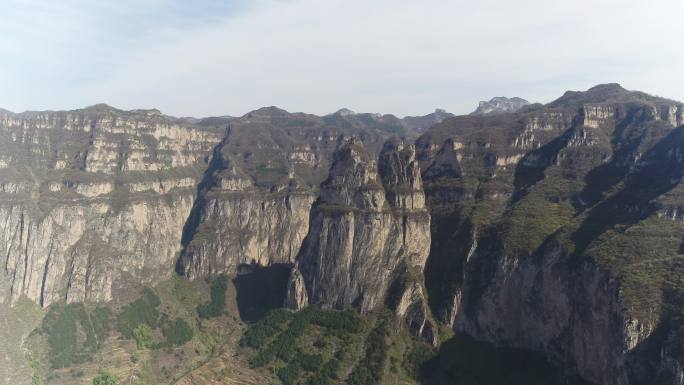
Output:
[0,106,221,306]
[179,189,315,278]
[292,138,435,341]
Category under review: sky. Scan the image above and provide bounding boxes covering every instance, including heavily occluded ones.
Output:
[1,0,683,118]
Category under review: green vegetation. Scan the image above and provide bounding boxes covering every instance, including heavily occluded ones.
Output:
[277,363,300,385]
[133,324,154,349]
[39,303,110,368]
[116,288,195,350]
[197,274,228,318]
[501,188,576,256]
[309,309,361,332]
[27,351,43,385]
[347,319,388,385]
[161,318,194,347]
[585,216,684,321]
[241,309,293,348]
[243,306,364,385]
[404,342,434,379]
[116,288,161,338]
[91,307,112,341]
[92,370,117,385]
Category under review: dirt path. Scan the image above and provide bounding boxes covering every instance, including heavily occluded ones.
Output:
[174,323,274,385]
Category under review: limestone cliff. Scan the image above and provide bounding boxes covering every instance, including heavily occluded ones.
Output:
[291,138,435,342]
[177,106,415,279]
[0,105,221,306]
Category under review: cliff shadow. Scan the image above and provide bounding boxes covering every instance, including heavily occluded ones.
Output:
[570,127,684,256]
[624,287,684,385]
[512,123,576,203]
[423,210,475,321]
[418,334,583,385]
[575,113,671,210]
[233,263,291,322]
[175,126,231,276]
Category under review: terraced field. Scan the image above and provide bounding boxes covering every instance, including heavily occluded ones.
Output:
[0,298,43,385]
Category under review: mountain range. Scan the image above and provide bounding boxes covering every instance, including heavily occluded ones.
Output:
[1,84,684,385]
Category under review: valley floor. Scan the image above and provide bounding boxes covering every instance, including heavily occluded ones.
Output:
[4,272,564,385]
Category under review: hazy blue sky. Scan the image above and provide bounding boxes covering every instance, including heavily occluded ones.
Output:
[1,0,683,117]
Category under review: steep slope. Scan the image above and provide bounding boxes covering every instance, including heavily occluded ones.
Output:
[417,84,684,384]
[289,138,435,342]
[0,106,222,306]
[177,106,435,279]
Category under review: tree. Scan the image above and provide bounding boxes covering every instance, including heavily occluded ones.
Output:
[132,323,154,349]
[93,370,117,385]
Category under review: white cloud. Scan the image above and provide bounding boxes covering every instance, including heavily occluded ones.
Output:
[1,0,683,116]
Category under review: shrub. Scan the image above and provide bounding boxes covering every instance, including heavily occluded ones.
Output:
[404,343,434,379]
[347,320,389,385]
[241,309,292,348]
[161,318,194,347]
[277,362,300,385]
[309,308,361,333]
[116,289,161,338]
[197,275,228,319]
[243,306,363,384]
[294,352,323,372]
[91,307,111,343]
[92,370,117,385]
[132,324,154,349]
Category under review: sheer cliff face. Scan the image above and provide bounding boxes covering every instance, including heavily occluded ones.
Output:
[0,106,222,306]
[417,84,684,385]
[0,104,450,309]
[177,107,406,279]
[290,138,435,341]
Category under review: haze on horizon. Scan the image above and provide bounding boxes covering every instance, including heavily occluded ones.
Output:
[2,0,683,118]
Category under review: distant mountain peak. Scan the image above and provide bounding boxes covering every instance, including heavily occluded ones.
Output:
[244,106,291,118]
[549,83,632,107]
[547,83,677,108]
[587,83,628,93]
[333,108,356,116]
[471,96,530,115]
[83,103,120,112]
[131,108,163,116]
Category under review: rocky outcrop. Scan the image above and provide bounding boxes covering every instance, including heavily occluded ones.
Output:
[284,265,308,311]
[291,138,435,341]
